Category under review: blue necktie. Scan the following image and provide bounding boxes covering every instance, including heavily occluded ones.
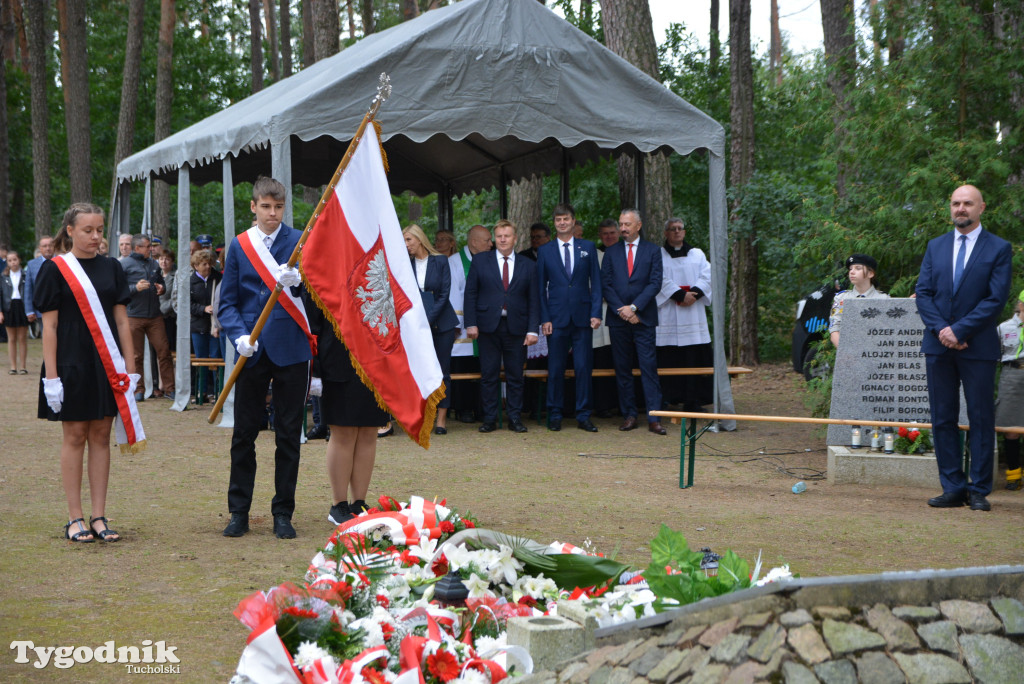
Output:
[563,242,572,277]
[953,234,967,290]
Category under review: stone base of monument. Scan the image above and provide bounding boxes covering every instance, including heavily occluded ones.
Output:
[827,445,939,487]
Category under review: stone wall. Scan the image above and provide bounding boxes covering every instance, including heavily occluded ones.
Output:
[520,565,1024,684]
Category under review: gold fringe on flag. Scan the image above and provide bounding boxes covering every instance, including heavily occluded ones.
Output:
[372,120,389,173]
[119,439,147,455]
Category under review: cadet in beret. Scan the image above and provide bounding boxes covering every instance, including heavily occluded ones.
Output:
[829,254,889,346]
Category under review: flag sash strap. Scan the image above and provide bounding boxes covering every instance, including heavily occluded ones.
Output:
[53,253,146,452]
[237,227,316,355]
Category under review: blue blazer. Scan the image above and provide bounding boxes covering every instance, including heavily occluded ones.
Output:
[413,254,459,333]
[600,238,663,327]
[537,238,602,328]
[464,251,539,336]
[915,228,1012,360]
[217,225,313,366]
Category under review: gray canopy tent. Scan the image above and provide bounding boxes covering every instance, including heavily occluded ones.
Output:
[114,0,736,426]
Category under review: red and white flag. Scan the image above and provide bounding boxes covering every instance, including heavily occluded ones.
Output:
[301,126,444,447]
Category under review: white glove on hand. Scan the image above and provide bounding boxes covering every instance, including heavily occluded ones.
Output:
[235,335,259,358]
[43,377,64,414]
[309,377,323,397]
[276,264,301,288]
[128,373,141,396]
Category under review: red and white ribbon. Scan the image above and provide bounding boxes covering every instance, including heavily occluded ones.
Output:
[237,227,316,356]
[53,253,146,453]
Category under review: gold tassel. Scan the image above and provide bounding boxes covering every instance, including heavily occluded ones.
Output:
[120,439,147,455]
[372,120,389,173]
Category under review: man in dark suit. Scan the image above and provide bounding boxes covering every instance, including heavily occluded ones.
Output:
[464,220,539,433]
[601,209,666,435]
[537,203,602,432]
[916,184,1012,511]
[518,222,550,261]
[218,177,313,538]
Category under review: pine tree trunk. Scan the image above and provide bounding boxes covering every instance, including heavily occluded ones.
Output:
[301,0,313,68]
[402,0,418,21]
[110,0,145,212]
[360,0,373,35]
[599,0,672,231]
[345,0,355,39]
[709,0,720,78]
[264,0,279,81]
[248,0,263,92]
[820,0,855,200]
[153,0,176,243]
[57,0,91,203]
[770,0,782,85]
[280,0,292,76]
[0,11,9,250]
[729,0,758,366]
[24,0,49,239]
[312,0,339,61]
[508,176,543,252]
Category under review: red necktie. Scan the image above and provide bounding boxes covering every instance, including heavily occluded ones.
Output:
[502,256,510,291]
[627,243,634,277]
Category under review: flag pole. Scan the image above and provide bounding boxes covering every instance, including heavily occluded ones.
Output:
[208,73,393,424]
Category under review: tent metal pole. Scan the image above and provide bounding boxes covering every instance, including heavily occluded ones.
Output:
[445,184,454,232]
[634,149,646,218]
[219,156,236,427]
[560,148,570,203]
[499,167,508,218]
[708,151,736,431]
[171,165,192,413]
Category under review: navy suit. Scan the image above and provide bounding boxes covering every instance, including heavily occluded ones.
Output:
[464,251,539,424]
[916,227,1012,497]
[537,238,602,422]
[601,237,663,422]
[218,225,312,518]
[414,254,459,409]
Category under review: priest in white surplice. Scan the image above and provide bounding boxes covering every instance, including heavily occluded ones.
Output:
[655,217,714,411]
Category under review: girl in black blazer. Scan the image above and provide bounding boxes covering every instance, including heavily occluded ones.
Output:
[1,250,30,373]
[404,224,459,434]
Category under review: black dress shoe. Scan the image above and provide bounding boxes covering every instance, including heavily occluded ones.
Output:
[619,416,638,431]
[548,418,562,431]
[927,491,967,508]
[969,493,992,511]
[509,420,528,433]
[273,514,296,539]
[478,422,497,433]
[577,419,598,432]
[223,513,249,537]
[434,426,447,435]
[306,424,330,440]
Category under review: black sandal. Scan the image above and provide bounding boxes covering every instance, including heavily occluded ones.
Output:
[64,518,95,543]
[90,516,120,542]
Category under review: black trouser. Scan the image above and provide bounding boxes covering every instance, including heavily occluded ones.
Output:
[478,319,527,424]
[228,353,308,517]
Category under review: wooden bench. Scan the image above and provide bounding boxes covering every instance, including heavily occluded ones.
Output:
[649,410,1024,490]
[448,367,752,427]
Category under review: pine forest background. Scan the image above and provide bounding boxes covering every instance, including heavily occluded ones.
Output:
[1,0,1022,363]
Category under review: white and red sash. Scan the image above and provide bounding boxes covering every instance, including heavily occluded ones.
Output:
[236,227,316,355]
[53,253,146,453]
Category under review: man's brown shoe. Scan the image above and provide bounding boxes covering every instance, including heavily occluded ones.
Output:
[648,421,667,435]
[619,416,638,431]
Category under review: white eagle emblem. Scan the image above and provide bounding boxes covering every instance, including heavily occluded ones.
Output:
[355,250,398,337]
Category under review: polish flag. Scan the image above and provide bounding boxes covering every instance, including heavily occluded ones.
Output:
[301,127,444,448]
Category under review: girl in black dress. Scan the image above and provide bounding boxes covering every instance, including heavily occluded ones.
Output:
[307,304,389,526]
[36,204,135,543]
[1,250,29,373]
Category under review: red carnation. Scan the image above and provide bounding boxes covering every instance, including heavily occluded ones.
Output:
[439,521,456,534]
[381,623,395,641]
[376,594,390,608]
[908,430,920,441]
[399,549,420,566]
[898,426,909,438]
[427,648,460,682]
[517,596,538,608]
[283,606,319,619]
[463,520,476,529]
[431,554,450,577]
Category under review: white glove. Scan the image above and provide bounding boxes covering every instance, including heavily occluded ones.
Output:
[43,377,64,414]
[276,264,301,288]
[128,373,141,396]
[309,377,323,397]
[235,335,259,358]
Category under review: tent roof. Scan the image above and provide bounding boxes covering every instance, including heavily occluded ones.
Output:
[116,0,724,196]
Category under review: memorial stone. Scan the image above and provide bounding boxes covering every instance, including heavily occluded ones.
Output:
[827,298,965,445]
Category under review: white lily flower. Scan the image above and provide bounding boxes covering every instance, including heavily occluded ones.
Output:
[462,573,494,598]
[441,542,478,571]
[409,535,439,563]
[486,545,523,586]
[755,565,793,587]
